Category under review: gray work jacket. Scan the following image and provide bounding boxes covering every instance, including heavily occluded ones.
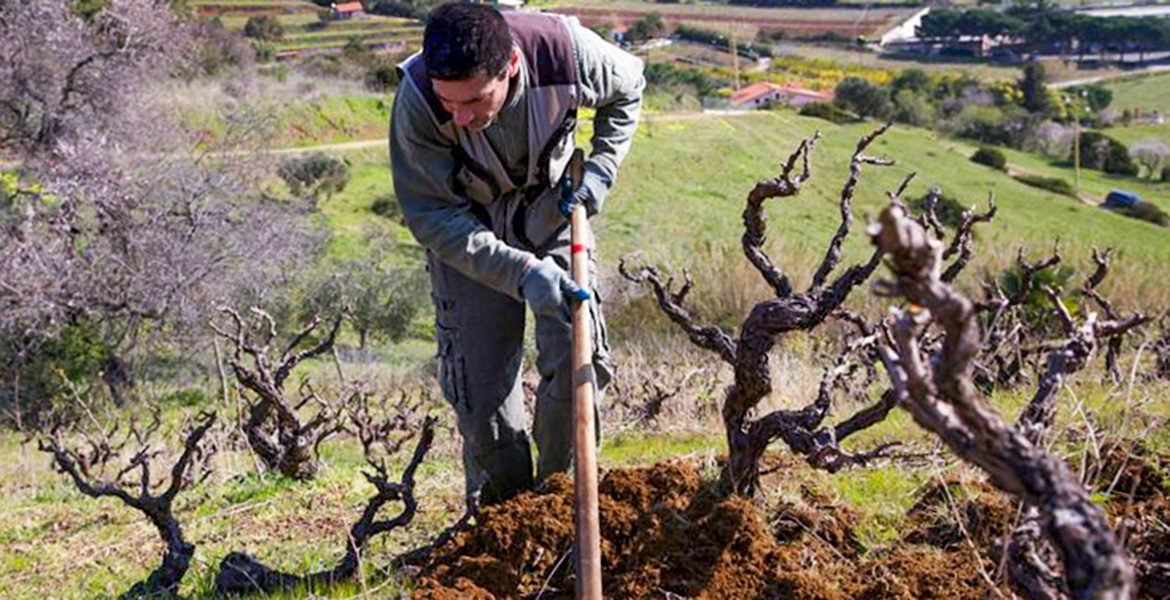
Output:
[390,11,644,299]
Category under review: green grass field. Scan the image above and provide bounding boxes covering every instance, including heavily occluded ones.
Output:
[603,112,1170,310]
[1102,70,1170,114]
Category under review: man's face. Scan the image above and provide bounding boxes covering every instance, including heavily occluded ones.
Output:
[432,47,521,132]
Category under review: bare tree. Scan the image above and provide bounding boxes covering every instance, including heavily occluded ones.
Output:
[214,410,437,595]
[0,0,189,154]
[38,403,217,599]
[1004,269,1148,600]
[0,0,322,421]
[870,204,1135,600]
[210,307,349,480]
[623,125,917,495]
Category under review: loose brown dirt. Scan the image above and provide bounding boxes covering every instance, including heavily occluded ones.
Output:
[1094,442,1170,599]
[411,459,1002,599]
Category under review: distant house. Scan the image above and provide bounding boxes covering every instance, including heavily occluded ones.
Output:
[878,6,930,49]
[730,82,834,110]
[331,2,364,20]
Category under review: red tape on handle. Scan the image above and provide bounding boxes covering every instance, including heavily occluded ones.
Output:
[571,243,587,254]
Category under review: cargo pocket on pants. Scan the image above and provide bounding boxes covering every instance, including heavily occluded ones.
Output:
[435,300,469,415]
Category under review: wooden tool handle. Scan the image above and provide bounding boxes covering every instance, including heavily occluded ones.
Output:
[570,202,602,600]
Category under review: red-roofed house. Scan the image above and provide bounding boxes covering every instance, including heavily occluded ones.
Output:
[332,2,364,20]
[730,82,835,110]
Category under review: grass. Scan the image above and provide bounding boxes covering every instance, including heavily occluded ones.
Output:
[604,111,1170,310]
[1102,71,1170,115]
[995,141,1170,209]
[0,426,463,599]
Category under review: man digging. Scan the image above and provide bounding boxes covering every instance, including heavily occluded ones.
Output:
[390,3,644,507]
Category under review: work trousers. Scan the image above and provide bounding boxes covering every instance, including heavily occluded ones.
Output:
[426,226,613,506]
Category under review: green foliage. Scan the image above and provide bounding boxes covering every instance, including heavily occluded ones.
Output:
[1013,173,1076,197]
[645,62,727,99]
[971,146,1007,171]
[909,191,967,230]
[251,40,276,63]
[160,388,210,408]
[998,261,1079,331]
[953,105,1009,145]
[302,257,428,349]
[729,0,838,6]
[243,15,284,42]
[1020,62,1055,117]
[1162,165,1170,182]
[1082,85,1113,112]
[368,0,428,19]
[798,101,857,124]
[279,153,350,202]
[626,12,668,43]
[70,0,109,21]
[892,88,935,127]
[675,25,772,59]
[1114,202,1170,227]
[891,69,930,95]
[1,318,115,421]
[1078,131,1138,177]
[370,194,404,223]
[365,59,400,92]
[834,77,893,121]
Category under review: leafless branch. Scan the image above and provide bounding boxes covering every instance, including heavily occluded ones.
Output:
[869,204,1135,600]
[214,416,437,595]
[209,307,347,480]
[39,410,217,599]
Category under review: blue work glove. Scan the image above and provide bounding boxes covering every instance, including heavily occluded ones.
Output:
[558,161,612,219]
[520,257,591,322]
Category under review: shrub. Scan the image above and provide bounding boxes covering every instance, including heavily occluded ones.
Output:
[371,194,403,223]
[952,105,1010,146]
[893,89,935,127]
[834,77,893,121]
[645,62,726,98]
[368,0,426,19]
[243,16,284,41]
[1115,202,1170,227]
[365,60,399,92]
[626,13,668,43]
[996,261,1079,334]
[302,261,429,349]
[1130,139,1168,179]
[1162,165,1170,182]
[1012,174,1076,197]
[799,101,857,124]
[909,191,967,229]
[971,147,1007,171]
[1079,131,1138,177]
[279,153,349,202]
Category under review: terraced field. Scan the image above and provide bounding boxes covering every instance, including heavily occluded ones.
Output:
[548,0,915,38]
[193,0,423,59]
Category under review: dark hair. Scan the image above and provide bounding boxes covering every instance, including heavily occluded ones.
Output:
[424,3,513,81]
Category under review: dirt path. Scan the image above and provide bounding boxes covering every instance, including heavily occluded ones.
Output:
[1051,62,1170,89]
[267,110,766,155]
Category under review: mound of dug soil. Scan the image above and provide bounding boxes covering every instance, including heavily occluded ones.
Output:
[411,460,996,599]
